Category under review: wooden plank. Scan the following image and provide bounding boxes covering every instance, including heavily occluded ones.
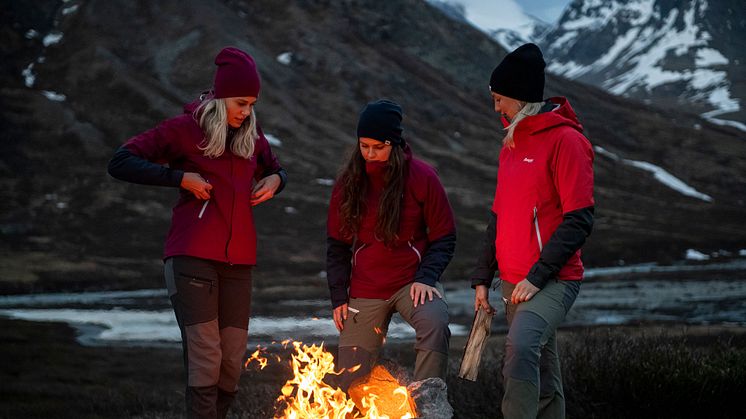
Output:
[458,307,495,381]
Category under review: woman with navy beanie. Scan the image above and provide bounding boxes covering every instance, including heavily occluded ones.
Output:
[108,47,286,418]
[470,43,595,418]
[326,99,456,390]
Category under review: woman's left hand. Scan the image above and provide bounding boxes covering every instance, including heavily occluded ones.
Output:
[511,279,540,304]
[410,282,443,308]
[251,174,281,206]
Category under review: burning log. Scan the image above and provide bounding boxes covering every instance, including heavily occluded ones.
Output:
[273,341,419,418]
[348,365,417,418]
[458,307,494,381]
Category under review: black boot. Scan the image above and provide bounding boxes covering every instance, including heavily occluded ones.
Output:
[216,388,238,419]
[186,385,218,419]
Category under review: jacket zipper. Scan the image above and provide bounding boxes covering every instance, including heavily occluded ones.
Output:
[533,206,543,252]
[353,243,367,266]
[225,156,235,264]
[408,241,422,263]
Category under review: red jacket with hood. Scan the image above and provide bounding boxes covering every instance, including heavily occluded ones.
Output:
[493,97,594,284]
[110,99,284,265]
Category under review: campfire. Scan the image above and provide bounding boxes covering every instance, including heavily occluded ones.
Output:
[247,341,418,418]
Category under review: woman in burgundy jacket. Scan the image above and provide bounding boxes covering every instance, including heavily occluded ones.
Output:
[471,43,594,419]
[326,99,456,390]
[108,47,286,418]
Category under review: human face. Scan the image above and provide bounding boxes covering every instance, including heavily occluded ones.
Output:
[491,92,523,121]
[225,96,257,128]
[359,137,392,162]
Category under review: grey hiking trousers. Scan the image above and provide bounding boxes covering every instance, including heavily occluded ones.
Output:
[165,256,252,419]
[500,279,581,419]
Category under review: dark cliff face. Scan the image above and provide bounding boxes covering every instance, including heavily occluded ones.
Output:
[1,0,745,293]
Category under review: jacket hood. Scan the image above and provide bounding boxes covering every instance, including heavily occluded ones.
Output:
[516,97,583,137]
[184,91,216,114]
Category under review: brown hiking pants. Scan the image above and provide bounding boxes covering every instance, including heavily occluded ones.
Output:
[165,256,252,419]
[336,282,450,390]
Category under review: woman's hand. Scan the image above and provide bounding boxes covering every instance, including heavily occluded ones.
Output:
[181,172,212,200]
[410,282,443,308]
[474,285,495,314]
[333,303,348,332]
[511,279,540,304]
[251,174,281,206]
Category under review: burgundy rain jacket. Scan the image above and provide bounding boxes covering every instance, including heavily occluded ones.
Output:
[111,100,285,265]
[327,146,456,303]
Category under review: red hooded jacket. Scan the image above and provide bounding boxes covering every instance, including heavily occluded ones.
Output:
[493,97,594,284]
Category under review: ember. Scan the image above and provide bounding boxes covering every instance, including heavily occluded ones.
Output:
[274,341,417,418]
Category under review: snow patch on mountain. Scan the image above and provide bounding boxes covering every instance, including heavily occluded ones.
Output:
[543,0,743,130]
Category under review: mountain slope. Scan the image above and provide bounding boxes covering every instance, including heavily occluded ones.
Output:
[1,0,745,293]
[542,0,746,130]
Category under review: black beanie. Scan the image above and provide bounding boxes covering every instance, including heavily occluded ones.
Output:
[356,99,405,146]
[489,43,546,102]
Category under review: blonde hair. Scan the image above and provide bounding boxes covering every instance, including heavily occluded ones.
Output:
[194,97,257,159]
[503,101,544,148]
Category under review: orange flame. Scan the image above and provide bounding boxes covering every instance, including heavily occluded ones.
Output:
[245,347,269,370]
[274,342,417,419]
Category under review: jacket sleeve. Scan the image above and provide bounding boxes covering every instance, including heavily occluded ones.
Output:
[470,211,498,289]
[526,206,594,289]
[326,182,352,308]
[107,121,184,187]
[326,236,352,309]
[254,125,287,194]
[414,169,457,286]
[526,131,595,289]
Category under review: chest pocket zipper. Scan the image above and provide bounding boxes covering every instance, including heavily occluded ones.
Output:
[533,206,543,252]
[353,243,367,266]
[408,241,422,263]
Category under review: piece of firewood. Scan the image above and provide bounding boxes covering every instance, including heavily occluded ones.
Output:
[458,307,494,381]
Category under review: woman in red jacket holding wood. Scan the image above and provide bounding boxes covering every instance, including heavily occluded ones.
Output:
[471,43,595,419]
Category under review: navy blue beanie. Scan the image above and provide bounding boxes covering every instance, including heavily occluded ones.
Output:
[356,100,404,146]
[490,43,546,102]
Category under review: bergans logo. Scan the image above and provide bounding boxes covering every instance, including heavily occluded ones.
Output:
[523,157,534,163]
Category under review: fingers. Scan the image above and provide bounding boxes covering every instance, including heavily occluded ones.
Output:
[410,283,416,302]
[510,289,534,304]
[433,288,443,300]
[251,186,274,206]
[333,310,343,332]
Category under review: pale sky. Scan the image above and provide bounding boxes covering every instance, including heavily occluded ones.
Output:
[456,0,573,27]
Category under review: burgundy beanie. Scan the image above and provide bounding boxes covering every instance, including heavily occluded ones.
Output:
[489,43,545,102]
[213,47,261,98]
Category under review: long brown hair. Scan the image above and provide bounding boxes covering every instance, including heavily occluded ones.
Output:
[337,145,407,246]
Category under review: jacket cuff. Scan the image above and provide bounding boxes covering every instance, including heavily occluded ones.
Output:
[525,262,554,289]
[267,168,287,194]
[470,276,493,289]
[169,169,185,188]
[330,288,349,309]
[414,275,437,287]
